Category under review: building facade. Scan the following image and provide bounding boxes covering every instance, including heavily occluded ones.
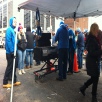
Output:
[0,0,56,37]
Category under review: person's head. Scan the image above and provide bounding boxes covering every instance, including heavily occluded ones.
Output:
[26,26,31,32]
[9,17,17,28]
[76,28,81,34]
[64,24,68,29]
[59,21,64,27]
[89,23,99,37]
[18,24,23,33]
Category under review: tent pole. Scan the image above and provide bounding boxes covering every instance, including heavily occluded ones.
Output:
[74,19,76,32]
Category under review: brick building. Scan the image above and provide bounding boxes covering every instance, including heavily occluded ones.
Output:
[64,17,88,32]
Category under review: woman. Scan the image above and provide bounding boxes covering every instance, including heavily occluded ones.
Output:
[17,24,27,75]
[80,23,102,102]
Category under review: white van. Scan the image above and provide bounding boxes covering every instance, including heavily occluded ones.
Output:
[0,37,5,48]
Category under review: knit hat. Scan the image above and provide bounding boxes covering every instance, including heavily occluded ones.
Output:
[76,28,81,32]
[18,23,23,31]
[59,21,64,26]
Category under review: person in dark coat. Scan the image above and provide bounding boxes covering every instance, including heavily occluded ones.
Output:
[80,23,102,102]
[25,26,34,68]
[55,22,69,81]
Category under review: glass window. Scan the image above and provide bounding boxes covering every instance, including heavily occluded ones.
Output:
[3,4,7,28]
[46,15,50,30]
[24,10,31,28]
[51,16,55,31]
[40,14,44,31]
[0,7,2,28]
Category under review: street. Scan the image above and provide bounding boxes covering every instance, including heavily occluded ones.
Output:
[0,48,102,102]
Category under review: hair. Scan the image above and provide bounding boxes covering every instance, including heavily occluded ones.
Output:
[89,23,99,35]
[26,26,31,32]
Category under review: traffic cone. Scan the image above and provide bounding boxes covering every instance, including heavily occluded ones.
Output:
[73,53,80,73]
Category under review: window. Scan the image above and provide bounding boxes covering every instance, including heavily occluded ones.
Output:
[3,4,7,28]
[24,10,31,28]
[0,7,2,28]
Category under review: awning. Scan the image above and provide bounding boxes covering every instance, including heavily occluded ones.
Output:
[18,0,102,18]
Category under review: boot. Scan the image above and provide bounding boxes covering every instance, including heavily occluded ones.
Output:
[91,96,97,102]
[18,70,22,75]
[21,69,26,74]
[80,85,87,96]
[14,81,21,86]
[3,84,11,88]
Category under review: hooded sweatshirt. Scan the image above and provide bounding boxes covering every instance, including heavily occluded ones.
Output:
[5,17,16,54]
[55,24,69,49]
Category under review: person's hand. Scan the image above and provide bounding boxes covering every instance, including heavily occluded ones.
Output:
[84,50,88,55]
[11,52,14,58]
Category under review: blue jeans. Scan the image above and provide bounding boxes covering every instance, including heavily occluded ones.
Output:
[25,50,33,66]
[77,47,84,68]
[17,50,26,70]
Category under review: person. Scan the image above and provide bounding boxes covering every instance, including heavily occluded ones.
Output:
[17,24,27,75]
[76,28,84,69]
[80,23,102,102]
[3,17,21,88]
[66,26,76,75]
[25,26,34,68]
[55,21,69,81]
[51,32,56,46]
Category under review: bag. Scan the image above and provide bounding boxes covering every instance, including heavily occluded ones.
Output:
[17,40,27,51]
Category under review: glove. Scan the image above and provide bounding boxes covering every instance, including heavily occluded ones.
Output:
[11,52,14,58]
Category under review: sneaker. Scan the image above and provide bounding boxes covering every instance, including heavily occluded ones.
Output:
[3,84,11,88]
[14,81,21,86]
[56,77,63,81]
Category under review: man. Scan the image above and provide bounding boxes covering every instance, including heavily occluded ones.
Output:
[25,26,34,68]
[76,28,84,69]
[3,17,21,88]
[55,22,69,81]
[66,26,76,75]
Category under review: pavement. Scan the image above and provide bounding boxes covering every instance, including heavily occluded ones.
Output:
[0,48,102,102]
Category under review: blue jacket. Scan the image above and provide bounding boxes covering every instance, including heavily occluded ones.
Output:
[77,32,84,48]
[5,17,16,54]
[55,24,69,49]
[68,29,76,51]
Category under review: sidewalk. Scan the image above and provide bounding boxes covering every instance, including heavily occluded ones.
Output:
[0,49,102,102]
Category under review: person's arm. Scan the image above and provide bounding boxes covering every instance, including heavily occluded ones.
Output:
[6,29,14,53]
[55,29,59,42]
[87,39,102,57]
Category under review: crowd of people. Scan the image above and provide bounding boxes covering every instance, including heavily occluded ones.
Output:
[2,16,102,102]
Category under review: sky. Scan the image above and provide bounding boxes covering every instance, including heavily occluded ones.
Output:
[88,15,102,31]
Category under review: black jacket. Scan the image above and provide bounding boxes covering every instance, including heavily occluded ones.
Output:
[86,33,102,76]
[26,31,34,49]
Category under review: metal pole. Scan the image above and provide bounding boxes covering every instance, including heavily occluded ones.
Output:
[10,27,17,102]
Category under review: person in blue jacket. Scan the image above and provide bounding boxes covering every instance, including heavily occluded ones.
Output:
[67,27,76,75]
[3,17,21,88]
[76,28,84,69]
[55,21,69,81]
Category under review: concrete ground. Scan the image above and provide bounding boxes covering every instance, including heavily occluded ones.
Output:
[0,48,102,102]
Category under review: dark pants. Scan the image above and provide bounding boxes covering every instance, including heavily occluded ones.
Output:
[58,48,68,79]
[3,54,17,84]
[84,76,99,96]
[68,50,75,73]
